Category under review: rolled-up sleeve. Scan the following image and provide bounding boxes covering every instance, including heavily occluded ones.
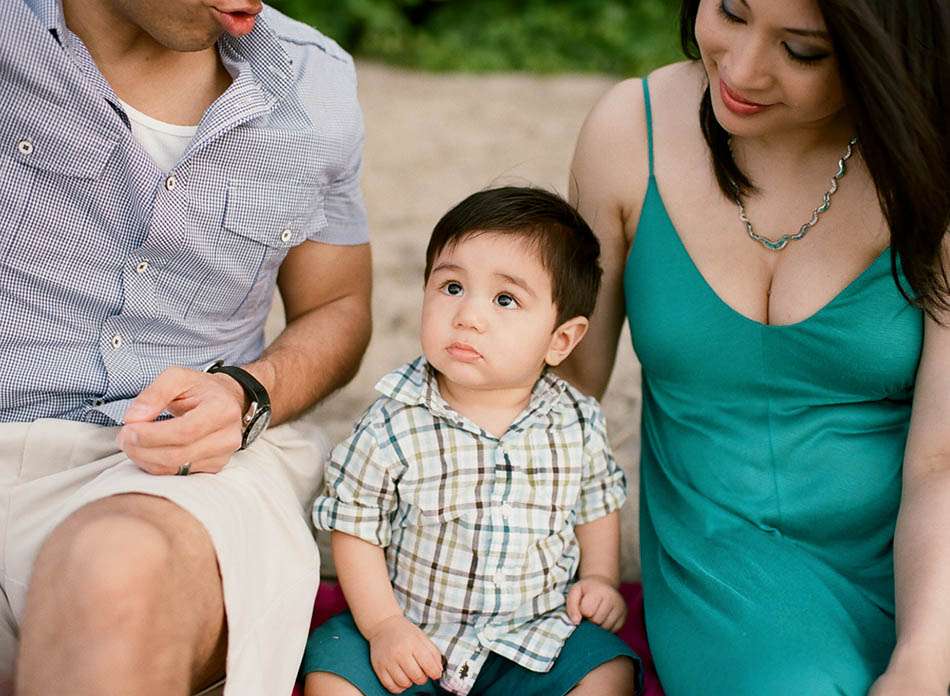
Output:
[574,404,627,525]
[312,416,396,546]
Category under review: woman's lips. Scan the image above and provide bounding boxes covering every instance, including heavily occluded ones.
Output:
[719,79,772,116]
[211,7,259,37]
[446,342,482,363]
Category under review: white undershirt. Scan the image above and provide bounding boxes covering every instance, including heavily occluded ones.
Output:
[118,98,198,173]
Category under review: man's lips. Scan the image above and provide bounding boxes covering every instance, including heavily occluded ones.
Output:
[446,342,482,362]
[719,79,772,116]
[211,6,261,37]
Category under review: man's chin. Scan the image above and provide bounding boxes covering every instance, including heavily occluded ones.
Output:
[149,25,222,52]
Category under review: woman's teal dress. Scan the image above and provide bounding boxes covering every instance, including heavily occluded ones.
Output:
[626,80,924,695]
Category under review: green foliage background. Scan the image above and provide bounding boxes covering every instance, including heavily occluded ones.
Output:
[268,0,682,75]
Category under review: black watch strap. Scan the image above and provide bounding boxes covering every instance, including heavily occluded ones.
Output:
[206,360,272,449]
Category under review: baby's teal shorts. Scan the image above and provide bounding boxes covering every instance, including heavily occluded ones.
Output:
[300,611,640,695]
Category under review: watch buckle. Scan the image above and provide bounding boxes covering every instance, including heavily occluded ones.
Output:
[242,400,259,426]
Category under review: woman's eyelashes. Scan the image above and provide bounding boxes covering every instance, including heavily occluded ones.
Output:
[718,0,742,24]
[783,44,831,65]
[718,1,832,66]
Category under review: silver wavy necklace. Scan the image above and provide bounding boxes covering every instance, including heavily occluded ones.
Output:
[733,136,858,251]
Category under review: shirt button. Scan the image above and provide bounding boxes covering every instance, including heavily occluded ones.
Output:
[492,571,505,586]
[500,503,513,520]
[111,334,123,349]
[164,175,178,191]
[16,138,33,155]
[279,228,293,243]
[135,260,150,274]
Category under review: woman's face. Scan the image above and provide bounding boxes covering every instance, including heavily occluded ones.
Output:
[694,0,847,138]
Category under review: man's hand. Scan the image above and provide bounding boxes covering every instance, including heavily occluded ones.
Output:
[116,366,247,475]
[566,575,627,632]
[366,614,443,693]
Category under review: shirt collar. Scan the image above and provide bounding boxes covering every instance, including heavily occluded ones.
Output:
[24,0,296,103]
[376,357,570,431]
[25,0,66,41]
[218,8,297,102]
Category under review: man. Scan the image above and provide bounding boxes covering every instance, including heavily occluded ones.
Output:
[0,0,372,694]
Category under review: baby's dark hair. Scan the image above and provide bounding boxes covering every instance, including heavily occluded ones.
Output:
[424,186,602,326]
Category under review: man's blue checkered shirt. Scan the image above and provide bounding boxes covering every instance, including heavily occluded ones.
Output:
[1,0,368,424]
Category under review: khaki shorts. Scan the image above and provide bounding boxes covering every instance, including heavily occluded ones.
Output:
[0,417,327,696]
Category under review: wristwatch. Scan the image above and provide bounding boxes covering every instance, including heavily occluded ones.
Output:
[206,360,272,449]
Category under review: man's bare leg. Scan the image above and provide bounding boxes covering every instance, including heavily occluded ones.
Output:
[15,494,227,695]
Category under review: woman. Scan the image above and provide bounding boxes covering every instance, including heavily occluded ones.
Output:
[562,0,949,693]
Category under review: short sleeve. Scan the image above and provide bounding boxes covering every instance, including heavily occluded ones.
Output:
[311,414,396,546]
[574,403,628,525]
[310,60,369,246]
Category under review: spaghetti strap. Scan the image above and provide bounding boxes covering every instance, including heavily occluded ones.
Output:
[641,77,655,177]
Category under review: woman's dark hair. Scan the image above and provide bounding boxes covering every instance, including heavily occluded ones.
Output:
[424,186,602,326]
[680,0,950,317]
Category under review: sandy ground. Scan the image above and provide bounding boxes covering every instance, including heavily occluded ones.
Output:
[278,62,644,580]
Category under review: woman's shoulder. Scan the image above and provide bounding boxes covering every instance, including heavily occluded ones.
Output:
[570,61,702,236]
[582,61,701,135]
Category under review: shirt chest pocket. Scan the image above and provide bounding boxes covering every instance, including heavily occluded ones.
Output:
[185,179,327,321]
[395,453,484,527]
[0,105,118,271]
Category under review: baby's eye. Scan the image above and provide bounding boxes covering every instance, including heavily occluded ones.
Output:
[495,293,519,309]
[442,281,463,296]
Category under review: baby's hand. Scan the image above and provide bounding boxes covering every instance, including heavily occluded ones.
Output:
[566,575,628,632]
[366,614,444,693]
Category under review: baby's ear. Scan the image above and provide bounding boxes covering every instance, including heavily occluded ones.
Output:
[545,316,589,367]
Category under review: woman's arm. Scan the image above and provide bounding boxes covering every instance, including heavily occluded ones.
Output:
[558,78,649,398]
[872,311,950,694]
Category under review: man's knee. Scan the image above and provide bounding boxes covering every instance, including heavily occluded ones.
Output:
[30,509,173,629]
[27,495,219,630]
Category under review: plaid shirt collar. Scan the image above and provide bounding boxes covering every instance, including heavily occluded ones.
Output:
[25,0,297,102]
[375,356,570,437]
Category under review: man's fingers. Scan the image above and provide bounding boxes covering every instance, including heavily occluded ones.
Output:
[124,367,193,423]
[122,399,240,449]
[188,455,231,475]
[566,584,584,624]
[122,429,240,474]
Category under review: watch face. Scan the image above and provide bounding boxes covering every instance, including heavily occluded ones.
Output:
[244,409,272,448]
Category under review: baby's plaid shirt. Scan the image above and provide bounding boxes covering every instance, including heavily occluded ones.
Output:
[313,356,627,694]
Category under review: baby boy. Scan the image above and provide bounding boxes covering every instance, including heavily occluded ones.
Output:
[303,187,639,695]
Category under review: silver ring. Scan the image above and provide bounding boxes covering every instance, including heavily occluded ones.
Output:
[176,463,191,476]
